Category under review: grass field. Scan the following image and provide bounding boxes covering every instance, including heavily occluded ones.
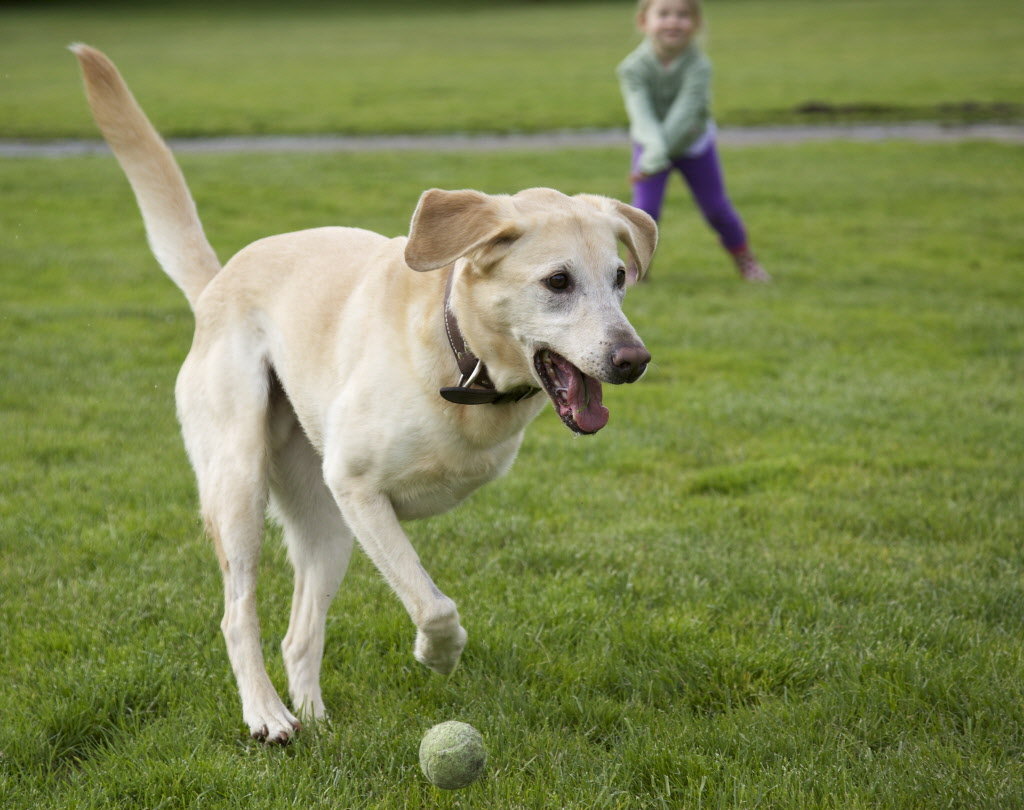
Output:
[2,0,1023,138]
[3,0,1024,807]
[3,140,1023,807]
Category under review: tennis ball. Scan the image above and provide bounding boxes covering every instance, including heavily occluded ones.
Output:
[418,720,487,790]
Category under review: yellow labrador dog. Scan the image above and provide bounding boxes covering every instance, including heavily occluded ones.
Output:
[73,45,656,743]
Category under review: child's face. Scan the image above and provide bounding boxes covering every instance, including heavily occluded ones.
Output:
[638,0,698,56]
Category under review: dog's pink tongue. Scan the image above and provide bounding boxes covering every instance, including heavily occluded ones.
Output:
[569,371,608,433]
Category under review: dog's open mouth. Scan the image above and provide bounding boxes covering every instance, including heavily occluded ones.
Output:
[533,350,609,434]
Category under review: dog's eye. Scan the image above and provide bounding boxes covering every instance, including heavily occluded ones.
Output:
[615,266,627,288]
[546,272,571,292]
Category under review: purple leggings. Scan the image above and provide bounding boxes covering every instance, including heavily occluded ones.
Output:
[631,140,747,251]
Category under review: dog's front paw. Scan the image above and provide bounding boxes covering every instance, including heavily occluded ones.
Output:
[244,701,302,744]
[414,622,468,675]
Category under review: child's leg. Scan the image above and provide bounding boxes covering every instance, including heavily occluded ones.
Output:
[675,141,770,281]
[630,143,671,222]
[673,140,747,251]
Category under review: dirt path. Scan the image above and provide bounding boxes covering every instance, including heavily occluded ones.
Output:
[2,123,1021,158]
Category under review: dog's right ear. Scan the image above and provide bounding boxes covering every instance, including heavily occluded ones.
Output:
[405,189,520,271]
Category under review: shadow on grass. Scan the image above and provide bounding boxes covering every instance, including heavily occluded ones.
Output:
[730,100,1024,126]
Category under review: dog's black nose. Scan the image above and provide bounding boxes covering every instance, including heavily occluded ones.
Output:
[611,345,651,383]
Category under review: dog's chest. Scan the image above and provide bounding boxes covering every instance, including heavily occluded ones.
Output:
[381,431,524,521]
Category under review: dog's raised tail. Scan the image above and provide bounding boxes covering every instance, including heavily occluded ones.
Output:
[70,44,220,310]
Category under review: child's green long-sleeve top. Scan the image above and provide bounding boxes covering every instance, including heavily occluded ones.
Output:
[617,38,713,174]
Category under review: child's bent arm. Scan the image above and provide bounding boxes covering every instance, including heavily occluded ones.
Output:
[662,58,712,156]
[619,74,670,174]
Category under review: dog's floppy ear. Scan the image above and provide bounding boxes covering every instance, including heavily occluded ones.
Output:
[405,189,521,271]
[576,195,658,283]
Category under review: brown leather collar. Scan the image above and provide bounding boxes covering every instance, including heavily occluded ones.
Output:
[440,269,540,405]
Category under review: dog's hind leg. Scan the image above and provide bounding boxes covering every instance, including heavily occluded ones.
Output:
[177,349,300,744]
[269,411,354,723]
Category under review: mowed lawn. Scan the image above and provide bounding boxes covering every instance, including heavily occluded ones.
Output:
[2,139,1022,807]
[1,0,1022,138]
[2,0,1024,807]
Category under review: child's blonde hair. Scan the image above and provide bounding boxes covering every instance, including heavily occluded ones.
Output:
[636,0,703,22]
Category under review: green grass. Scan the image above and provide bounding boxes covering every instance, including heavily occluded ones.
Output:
[1,0,1022,138]
[2,138,1023,807]
[3,0,1023,804]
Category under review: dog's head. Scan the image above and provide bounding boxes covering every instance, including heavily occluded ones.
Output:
[404,187,657,434]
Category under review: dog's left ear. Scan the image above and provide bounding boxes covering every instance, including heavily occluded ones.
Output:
[576,195,658,283]
[405,189,521,271]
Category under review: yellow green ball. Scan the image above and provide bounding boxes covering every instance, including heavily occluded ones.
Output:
[418,721,487,790]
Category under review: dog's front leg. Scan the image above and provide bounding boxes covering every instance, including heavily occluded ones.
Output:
[330,483,467,674]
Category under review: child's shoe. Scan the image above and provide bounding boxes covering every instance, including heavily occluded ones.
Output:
[731,248,771,282]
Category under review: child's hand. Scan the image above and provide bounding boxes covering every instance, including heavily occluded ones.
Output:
[630,171,650,184]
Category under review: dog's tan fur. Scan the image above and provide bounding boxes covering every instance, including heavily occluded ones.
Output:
[72,44,657,742]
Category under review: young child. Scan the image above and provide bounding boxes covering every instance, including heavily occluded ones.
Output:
[617,0,770,281]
